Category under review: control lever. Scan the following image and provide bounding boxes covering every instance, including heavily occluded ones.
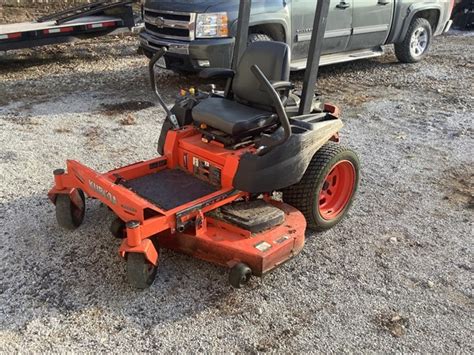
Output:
[149,49,180,129]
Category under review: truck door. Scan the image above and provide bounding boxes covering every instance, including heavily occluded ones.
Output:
[348,0,394,50]
[291,0,353,60]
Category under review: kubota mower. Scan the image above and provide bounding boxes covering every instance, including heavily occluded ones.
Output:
[49,0,360,289]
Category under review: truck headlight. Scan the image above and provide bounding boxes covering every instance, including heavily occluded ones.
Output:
[195,12,229,38]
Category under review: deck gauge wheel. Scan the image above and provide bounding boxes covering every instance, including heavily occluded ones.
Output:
[127,253,158,289]
[229,262,252,288]
[55,189,85,230]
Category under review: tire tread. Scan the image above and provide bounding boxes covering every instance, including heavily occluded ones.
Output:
[282,142,358,231]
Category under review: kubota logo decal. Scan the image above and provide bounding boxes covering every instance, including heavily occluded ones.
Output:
[88,180,117,205]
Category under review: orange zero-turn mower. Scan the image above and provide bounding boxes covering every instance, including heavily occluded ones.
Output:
[48,0,360,289]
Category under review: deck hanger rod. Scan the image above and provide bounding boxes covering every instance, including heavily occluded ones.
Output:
[299,0,331,115]
[232,0,252,70]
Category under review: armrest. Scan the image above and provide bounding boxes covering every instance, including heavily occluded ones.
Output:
[199,68,235,79]
[250,65,292,155]
[271,81,293,91]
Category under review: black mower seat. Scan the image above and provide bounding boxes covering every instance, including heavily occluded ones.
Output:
[193,41,290,137]
[193,97,276,136]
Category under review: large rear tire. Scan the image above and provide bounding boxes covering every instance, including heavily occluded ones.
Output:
[282,142,360,231]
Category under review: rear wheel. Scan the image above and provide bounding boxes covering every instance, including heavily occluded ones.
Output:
[282,142,360,231]
[55,189,85,230]
[126,253,158,289]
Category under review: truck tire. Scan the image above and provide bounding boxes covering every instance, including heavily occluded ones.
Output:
[395,17,433,63]
[248,33,274,44]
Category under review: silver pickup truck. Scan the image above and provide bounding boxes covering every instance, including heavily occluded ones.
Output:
[139,0,454,72]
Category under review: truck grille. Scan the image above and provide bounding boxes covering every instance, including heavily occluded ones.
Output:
[144,8,195,41]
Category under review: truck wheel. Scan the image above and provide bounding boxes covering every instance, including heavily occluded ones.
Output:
[282,142,360,232]
[229,262,252,289]
[395,18,433,63]
[248,33,274,44]
[55,189,85,230]
[127,253,158,289]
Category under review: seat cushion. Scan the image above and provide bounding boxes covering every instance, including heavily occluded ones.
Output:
[193,97,276,136]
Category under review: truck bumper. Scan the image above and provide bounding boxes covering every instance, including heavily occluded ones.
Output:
[139,31,234,72]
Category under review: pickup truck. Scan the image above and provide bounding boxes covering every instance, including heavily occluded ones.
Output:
[139,0,454,72]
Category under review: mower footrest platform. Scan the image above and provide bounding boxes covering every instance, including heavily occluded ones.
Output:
[123,169,218,211]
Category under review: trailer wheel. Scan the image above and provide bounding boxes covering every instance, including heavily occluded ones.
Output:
[126,253,158,289]
[229,262,252,289]
[282,142,360,231]
[55,189,85,230]
[110,217,126,239]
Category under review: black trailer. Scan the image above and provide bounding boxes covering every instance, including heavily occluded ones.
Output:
[0,0,136,52]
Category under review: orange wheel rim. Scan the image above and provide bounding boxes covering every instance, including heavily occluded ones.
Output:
[318,160,356,221]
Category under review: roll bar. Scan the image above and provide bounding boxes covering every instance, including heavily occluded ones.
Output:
[149,48,179,128]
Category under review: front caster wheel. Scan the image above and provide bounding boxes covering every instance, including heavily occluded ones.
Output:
[229,263,252,289]
[110,217,126,239]
[55,189,85,230]
[126,253,158,289]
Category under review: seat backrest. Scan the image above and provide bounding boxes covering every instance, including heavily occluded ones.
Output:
[232,41,290,109]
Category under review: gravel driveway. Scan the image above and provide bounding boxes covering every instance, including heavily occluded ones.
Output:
[0,32,473,352]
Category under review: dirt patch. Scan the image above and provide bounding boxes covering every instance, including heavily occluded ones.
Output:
[100,101,154,116]
[54,128,72,134]
[441,167,474,209]
[119,114,137,126]
[375,312,410,338]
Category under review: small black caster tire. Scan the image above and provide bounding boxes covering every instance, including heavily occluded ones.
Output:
[229,262,252,289]
[110,217,126,239]
[126,253,158,289]
[55,189,85,230]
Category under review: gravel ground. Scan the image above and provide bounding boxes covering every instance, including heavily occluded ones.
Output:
[0,32,473,352]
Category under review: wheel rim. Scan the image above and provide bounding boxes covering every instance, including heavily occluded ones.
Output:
[410,27,428,57]
[318,160,356,221]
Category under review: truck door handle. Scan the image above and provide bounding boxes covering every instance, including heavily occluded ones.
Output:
[378,0,390,5]
[336,2,350,9]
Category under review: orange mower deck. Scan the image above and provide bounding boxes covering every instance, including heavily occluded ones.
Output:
[49,126,307,279]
